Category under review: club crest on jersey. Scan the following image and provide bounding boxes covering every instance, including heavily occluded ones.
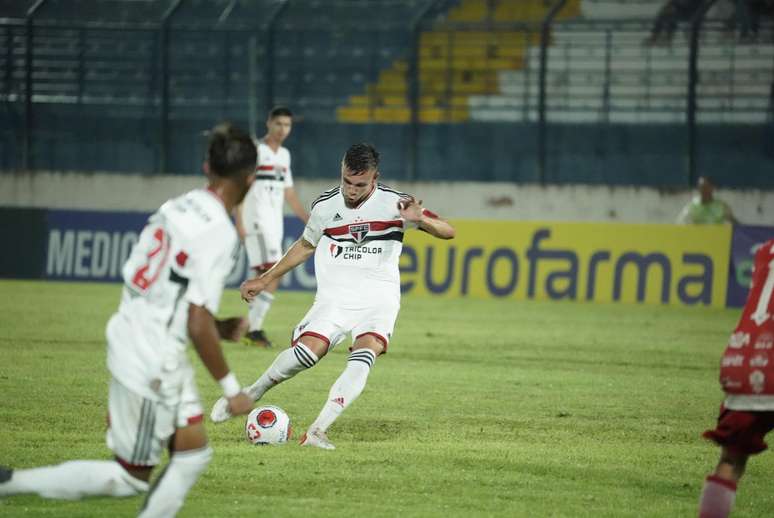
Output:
[349,223,370,243]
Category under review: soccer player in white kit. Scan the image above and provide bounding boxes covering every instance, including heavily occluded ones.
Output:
[0,123,255,516]
[211,143,456,449]
[238,106,308,348]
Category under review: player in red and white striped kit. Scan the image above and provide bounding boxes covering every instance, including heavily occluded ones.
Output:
[698,239,774,518]
[0,124,255,517]
[237,107,308,348]
[210,142,455,449]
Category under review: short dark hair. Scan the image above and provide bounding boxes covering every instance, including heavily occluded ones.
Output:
[343,143,379,174]
[269,106,293,119]
[206,122,257,178]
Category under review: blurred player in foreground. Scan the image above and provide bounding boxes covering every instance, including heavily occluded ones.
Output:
[0,123,255,517]
[211,143,455,449]
[237,106,308,348]
[698,238,774,518]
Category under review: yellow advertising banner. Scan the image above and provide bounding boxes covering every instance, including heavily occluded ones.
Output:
[400,221,732,307]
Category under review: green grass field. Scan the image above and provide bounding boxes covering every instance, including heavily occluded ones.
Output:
[1,280,772,517]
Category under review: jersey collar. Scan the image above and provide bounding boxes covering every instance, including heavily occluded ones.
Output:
[344,183,377,210]
[204,185,227,212]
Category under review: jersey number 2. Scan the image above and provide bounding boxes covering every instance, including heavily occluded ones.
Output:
[131,227,170,293]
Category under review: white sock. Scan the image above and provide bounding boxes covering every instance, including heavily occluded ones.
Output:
[246,342,319,401]
[138,446,212,518]
[310,349,376,433]
[0,460,148,499]
[698,475,737,518]
[248,292,274,331]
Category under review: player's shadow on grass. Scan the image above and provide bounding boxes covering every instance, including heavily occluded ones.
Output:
[332,418,417,442]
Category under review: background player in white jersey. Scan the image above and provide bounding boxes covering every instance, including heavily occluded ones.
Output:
[237,106,309,348]
[211,143,455,449]
[0,123,255,517]
[697,238,774,518]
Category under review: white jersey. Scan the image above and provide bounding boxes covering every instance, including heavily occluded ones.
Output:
[241,139,293,238]
[302,183,415,308]
[106,188,239,401]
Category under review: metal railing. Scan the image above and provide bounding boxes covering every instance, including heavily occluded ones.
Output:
[1,0,772,186]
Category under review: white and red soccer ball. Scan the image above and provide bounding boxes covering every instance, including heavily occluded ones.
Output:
[245,405,291,445]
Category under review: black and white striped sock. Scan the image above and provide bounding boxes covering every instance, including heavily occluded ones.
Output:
[247,342,319,401]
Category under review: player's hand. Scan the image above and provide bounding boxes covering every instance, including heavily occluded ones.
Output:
[227,392,253,416]
[240,277,268,302]
[215,316,248,342]
[398,196,424,223]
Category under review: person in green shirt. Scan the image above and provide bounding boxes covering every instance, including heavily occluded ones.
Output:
[677,176,737,225]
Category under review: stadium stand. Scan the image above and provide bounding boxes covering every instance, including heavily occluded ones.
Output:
[338,0,581,123]
[275,0,422,121]
[0,0,772,186]
[468,1,774,124]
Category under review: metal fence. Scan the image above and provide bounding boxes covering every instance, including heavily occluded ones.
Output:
[1,0,772,187]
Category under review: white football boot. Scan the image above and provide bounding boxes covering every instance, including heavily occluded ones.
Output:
[299,429,336,450]
[209,396,232,423]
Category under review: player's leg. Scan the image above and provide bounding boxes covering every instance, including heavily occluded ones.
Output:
[138,378,210,518]
[698,448,747,518]
[302,306,397,449]
[301,334,384,450]
[246,332,328,401]
[0,459,149,500]
[211,306,338,423]
[244,269,280,347]
[698,406,774,518]
[0,378,152,499]
[242,229,281,347]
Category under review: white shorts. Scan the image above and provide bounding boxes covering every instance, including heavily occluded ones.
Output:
[291,300,400,352]
[244,230,283,271]
[105,367,203,467]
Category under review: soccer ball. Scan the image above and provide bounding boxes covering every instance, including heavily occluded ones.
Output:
[245,405,291,445]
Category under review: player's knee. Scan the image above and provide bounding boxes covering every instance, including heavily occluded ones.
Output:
[110,461,151,496]
[297,338,328,359]
[119,462,154,483]
[352,336,386,356]
[717,448,748,480]
[171,446,213,477]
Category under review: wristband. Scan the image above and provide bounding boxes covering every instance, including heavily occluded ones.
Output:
[218,372,241,398]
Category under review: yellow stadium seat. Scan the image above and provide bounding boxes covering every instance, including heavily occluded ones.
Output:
[337,0,580,123]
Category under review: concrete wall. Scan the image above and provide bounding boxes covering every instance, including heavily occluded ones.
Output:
[2,170,772,225]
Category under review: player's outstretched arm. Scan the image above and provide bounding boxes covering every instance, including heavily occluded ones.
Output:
[234,202,247,240]
[399,198,455,240]
[284,187,309,223]
[240,237,316,301]
[188,304,252,416]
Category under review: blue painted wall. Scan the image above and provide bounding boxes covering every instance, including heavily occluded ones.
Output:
[2,104,772,188]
